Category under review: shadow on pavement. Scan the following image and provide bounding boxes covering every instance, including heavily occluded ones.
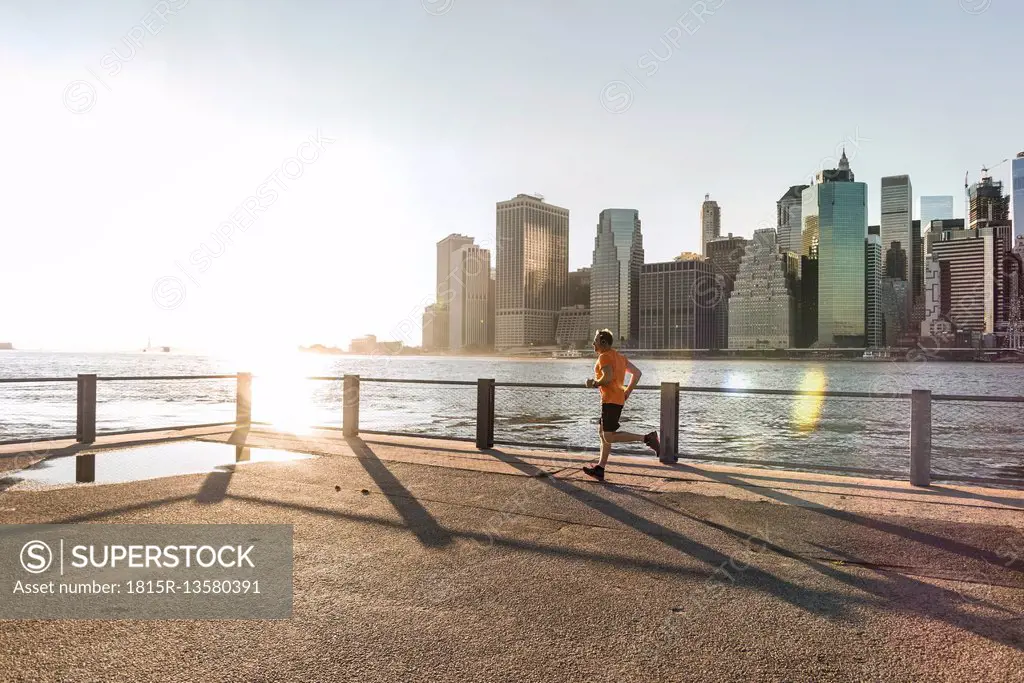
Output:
[195,429,252,505]
[652,464,1024,651]
[346,436,453,548]
[481,448,850,619]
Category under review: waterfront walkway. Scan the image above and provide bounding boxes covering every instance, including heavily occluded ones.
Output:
[1,427,1023,682]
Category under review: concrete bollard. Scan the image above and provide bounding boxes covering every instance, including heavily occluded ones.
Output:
[236,372,252,427]
[76,374,97,444]
[343,375,360,437]
[476,378,495,450]
[910,389,932,487]
[659,382,680,463]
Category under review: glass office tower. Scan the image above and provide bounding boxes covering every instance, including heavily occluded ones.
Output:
[590,209,644,345]
[802,151,868,346]
[880,175,912,281]
[920,196,954,229]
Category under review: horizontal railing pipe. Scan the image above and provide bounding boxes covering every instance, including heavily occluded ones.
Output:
[931,394,1024,403]
[493,381,660,391]
[96,375,237,381]
[359,377,479,386]
[0,377,79,383]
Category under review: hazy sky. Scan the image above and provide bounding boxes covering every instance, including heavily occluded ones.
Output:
[1,0,1020,352]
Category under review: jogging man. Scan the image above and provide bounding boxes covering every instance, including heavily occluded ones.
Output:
[582,329,660,481]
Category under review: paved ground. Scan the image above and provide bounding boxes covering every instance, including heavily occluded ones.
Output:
[1,428,1023,682]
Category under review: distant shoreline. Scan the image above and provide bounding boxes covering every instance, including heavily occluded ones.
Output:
[3,347,1020,364]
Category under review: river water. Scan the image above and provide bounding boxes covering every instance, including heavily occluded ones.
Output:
[2,351,1022,482]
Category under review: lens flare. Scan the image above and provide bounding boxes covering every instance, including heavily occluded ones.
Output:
[792,367,826,433]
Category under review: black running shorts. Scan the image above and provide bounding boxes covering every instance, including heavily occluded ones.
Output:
[600,403,623,432]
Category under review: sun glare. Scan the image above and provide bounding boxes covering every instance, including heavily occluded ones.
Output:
[791,367,827,433]
[221,347,333,435]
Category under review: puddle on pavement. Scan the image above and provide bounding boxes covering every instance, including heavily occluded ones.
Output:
[3,441,316,489]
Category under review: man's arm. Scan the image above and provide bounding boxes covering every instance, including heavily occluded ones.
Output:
[623,360,642,401]
[593,364,614,387]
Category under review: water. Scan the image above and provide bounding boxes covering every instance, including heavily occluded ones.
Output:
[3,442,315,489]
[2,350,1022,482]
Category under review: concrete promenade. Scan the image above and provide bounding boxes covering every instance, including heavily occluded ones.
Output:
[1,427,1023,682]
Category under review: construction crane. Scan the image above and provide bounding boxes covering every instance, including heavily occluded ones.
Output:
[980,157,1010,179]
[966,157,1011,187]
[965,158,1012,226]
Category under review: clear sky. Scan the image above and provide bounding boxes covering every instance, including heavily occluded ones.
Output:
[1,0,1020,353]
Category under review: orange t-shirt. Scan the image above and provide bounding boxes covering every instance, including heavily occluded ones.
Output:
[595,349,628,405]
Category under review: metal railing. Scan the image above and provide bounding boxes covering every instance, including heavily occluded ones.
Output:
[2,373,1022,488]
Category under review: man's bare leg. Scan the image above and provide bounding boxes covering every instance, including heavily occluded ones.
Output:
[598,423,612,468]
[587,427,661,480]
[598,431,645,467]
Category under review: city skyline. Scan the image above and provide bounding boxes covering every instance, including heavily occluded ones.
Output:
[2,1,1022,351]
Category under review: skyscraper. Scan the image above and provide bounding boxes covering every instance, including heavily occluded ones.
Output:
[728,229,799,349]
[639,260,722,349]
[777,185,809,255]
[1012,152,1024,244]
[488,268,495,350]
[1004,251,1024,350]
[880,278,910,346]
[430,234,475,350]
[495,194,569,349]
[568,267,591,308]
[881,175,912,281]
[968,174,1011,230]
[920,196,954,228]
[885,241,908,280]
[705,234,748,299]
[799,256,818,347]
[590,209,644,345]
[437,234,475,303]
[700,194,721,256]
[909,218,924,339]
[422,304,442,351]
[705,233,748,348]
[865,234,883,348]
[922,222,1012,337]
[801,150,868,346]
[449,243,492,351]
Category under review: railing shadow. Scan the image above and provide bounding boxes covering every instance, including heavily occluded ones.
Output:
[345,436,453,548]
[615,484,1024,649]
[479,448,849,619]
[665,462,1024,574]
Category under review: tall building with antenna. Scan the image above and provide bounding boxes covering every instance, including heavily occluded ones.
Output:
[700,194,721,256]
[801,149,868,347]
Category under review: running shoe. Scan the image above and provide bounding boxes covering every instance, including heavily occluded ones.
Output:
[644,431,661,455]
